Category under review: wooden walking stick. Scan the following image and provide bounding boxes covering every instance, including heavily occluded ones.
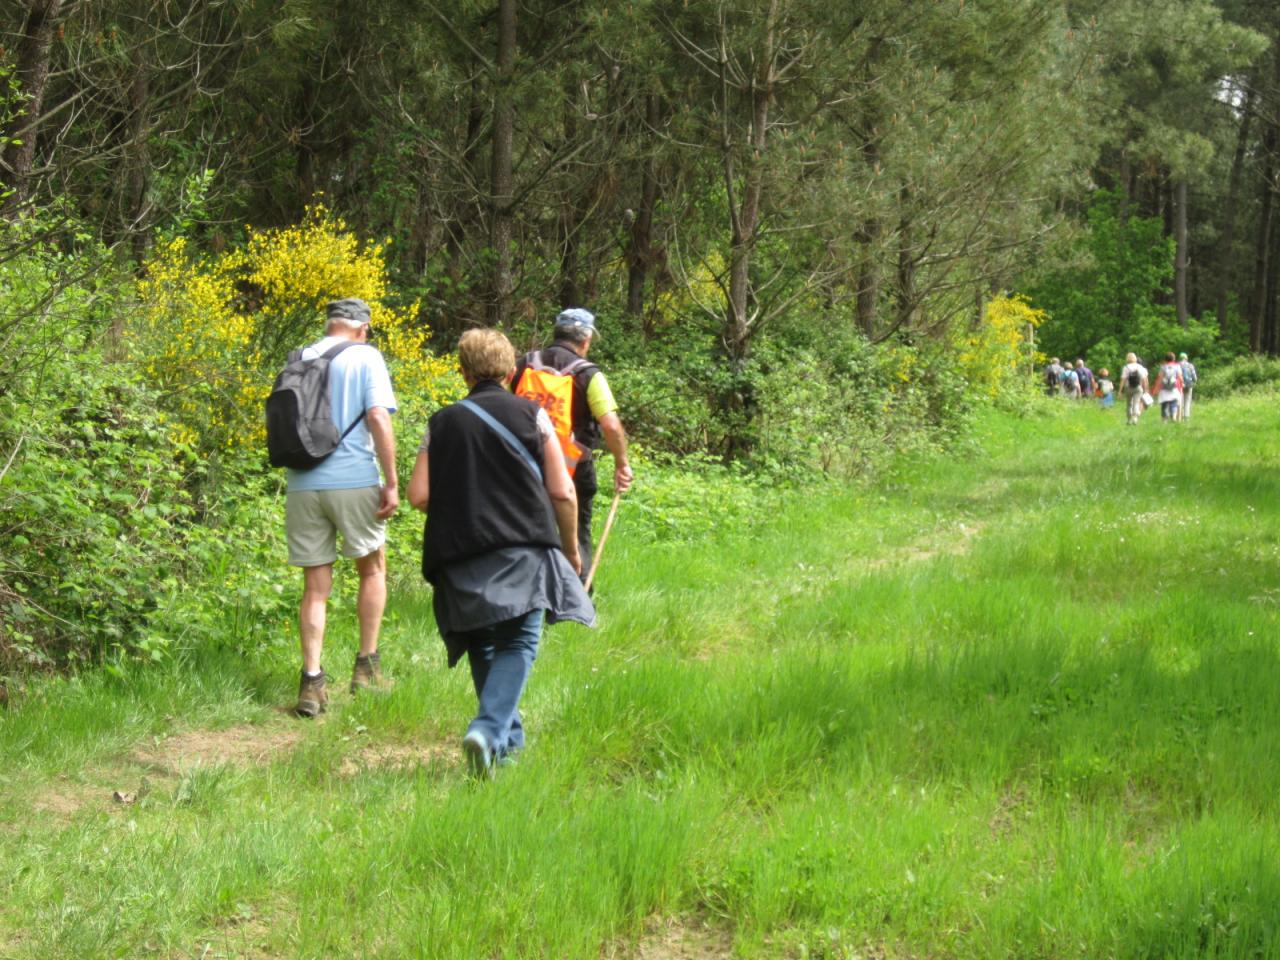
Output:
[583,491,622,593]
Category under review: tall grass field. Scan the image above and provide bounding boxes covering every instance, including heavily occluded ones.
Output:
[2,394,1278,959]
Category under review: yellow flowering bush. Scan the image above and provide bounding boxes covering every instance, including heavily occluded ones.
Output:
[134,206,461,456]
[651,250,727,331]
[957,294,1046,399]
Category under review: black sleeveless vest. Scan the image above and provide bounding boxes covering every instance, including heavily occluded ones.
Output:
[421,381,561,581]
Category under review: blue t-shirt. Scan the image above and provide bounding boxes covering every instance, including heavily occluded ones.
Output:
[286,336,397,492]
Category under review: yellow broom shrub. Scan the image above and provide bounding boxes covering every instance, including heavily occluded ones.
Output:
[134,206,461,456]
[957,293,1046,399]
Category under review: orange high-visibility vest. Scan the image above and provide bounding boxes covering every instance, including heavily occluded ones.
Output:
[513,352,592,475]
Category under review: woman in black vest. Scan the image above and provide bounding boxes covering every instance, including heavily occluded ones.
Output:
[408,329,594,777]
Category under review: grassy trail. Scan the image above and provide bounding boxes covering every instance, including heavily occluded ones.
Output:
[2,396,1279,959]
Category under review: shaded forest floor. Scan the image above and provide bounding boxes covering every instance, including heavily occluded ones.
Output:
[2,394,1278,959]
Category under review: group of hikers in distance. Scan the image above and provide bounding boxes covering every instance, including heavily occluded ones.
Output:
[264,298,632,778]
[1043,351,1199,425]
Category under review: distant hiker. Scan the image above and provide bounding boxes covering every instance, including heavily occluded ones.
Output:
[1044,357,1064,396]
[1075,359,1094,399]
[280,298,398,717]
[513,308,633,584]
[1178,352,1198,421]
[1097,368,1115,408]
[1119,352,1149,426]
[409,329,594,777]
[1155,351,1184,422]
[1060,363,1080,399]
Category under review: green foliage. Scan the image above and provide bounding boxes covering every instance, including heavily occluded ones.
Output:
[583,311,977,483]
[1031,191,1176,360]
[0,219,295,671]
[594,330,728,459]
[1088,309,1224,375]
[751,333,975,479]
[1194,355,1280,400]
[610,454,779,545]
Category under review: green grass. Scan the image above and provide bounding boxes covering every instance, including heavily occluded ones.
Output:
[2,395,1279,958]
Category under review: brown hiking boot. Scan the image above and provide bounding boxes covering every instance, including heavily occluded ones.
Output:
[350,651,382,693]
[295,670,328,717]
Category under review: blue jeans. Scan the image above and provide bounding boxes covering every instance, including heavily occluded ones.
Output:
[451,609,543,757]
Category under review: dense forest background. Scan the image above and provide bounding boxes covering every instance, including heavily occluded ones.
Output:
[3,0,1280,669]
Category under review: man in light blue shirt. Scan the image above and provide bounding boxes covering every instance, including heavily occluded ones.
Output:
[285,298,399,716]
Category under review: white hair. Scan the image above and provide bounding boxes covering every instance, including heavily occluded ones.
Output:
[326,315,366,333]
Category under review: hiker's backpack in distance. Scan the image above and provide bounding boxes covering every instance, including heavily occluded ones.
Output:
[513,351,592,475]
[265,341,366,469]
[1127,368,1142,390]
[1161,364,1180,391]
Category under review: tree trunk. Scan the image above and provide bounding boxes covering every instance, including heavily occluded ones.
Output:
[1250,109,1277,352]
[1217,84,1255,335]
[853,117,882,338]
[1267,204,1280,355]
[722,0,777,367]
[488,0,517,328]
[626,93,661,322]
[296,75,319,208]
[124,46,151,267]
[1117,151,1131,223]
[1174,178,1189,328]
[1,0,64,212]
[558,89,582,308]
[854,215,881,338]
[895,187,916,332]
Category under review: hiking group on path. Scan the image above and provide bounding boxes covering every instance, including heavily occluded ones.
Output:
[268,298,632,779]
[1044,351,1198,425]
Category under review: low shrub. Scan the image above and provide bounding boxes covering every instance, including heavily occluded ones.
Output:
[1194,355,1280,400]
[604,453,780,545]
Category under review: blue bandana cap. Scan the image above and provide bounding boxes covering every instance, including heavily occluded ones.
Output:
[554,307,598,340]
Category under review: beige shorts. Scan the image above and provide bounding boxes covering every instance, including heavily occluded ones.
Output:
[285,486,385,567]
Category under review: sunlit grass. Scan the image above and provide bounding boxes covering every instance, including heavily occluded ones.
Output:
[1,394,1278,957]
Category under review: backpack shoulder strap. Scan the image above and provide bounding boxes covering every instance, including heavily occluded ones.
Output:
[321,340,360,361]
[458,399,542,481]
[523,349,552,372]
[322,340,366,439]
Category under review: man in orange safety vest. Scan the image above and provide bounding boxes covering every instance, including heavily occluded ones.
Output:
[513,308,633,583]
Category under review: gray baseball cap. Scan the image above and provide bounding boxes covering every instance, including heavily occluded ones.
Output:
[326,297,371,325]
[554,307,599,339]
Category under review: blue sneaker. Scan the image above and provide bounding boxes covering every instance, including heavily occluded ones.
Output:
[462,730,493,780]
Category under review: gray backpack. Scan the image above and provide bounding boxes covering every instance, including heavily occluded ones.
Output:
[265,341,365,469]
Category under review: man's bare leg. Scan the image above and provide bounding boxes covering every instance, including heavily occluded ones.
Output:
[300,563,334,673]
[355,547,386,657]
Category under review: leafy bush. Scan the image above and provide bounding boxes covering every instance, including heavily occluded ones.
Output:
[598,337,726,458]
[1,219,291,671]
[958,294,1045,401]
[611,453,780,544]
[1086,309,1224,379]
[1193,355,1280,400]
[1030,190,1175,361]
